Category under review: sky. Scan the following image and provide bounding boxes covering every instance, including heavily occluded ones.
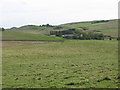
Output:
[0,0,119,28]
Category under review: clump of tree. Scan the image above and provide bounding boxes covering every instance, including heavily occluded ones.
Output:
[56,33,62,37]
[50,28,106,40]
[117,37,120,40]
[1,28,5,31]
[92,30,101,32]
[73,29,104,40]
[80,27,88,30]
[50,28,75,35]
[91,20,109,24]
[41,24,54,27]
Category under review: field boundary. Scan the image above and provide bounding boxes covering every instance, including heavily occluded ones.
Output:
[1,40,64,42]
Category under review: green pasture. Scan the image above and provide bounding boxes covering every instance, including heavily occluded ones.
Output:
[2,31,65,41]
[3,19,118,39]
[2,40,118,88]
[61,20,118,37]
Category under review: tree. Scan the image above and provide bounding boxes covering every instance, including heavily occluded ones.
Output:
[56,33,62,37]
[46,24,50,27]
[109,36,112,40]
[2,28,5,31]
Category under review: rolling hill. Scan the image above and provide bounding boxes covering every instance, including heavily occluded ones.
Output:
[2,19,118,40]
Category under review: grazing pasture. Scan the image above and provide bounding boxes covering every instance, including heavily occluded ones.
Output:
[2,30,65,41]
[3,19,118,39]
[2,40,118,88]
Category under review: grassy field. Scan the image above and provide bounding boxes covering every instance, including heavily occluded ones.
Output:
[2,31,65,41]
[60,19,118,37]
[2,19,118,88]
[2,40,118,88]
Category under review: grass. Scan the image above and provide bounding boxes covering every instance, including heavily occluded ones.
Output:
[88,20,118,37]
[2,31,65,41]
[2,19,118,88]
[61,20,118,37]
[2,40,118,88]
[4,19,118,39]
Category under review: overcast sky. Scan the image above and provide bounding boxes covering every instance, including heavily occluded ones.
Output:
[0,0,119,28]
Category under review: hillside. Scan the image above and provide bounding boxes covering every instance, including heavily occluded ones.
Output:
[60,19,118,37]
[2,19,118,40]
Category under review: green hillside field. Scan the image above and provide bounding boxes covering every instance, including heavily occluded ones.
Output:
[2,30,65,41]
[60,19,118,37]
[2,19,118,40]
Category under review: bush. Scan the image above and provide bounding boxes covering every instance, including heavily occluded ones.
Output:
[2,28,5,31]
[56,33,62,37]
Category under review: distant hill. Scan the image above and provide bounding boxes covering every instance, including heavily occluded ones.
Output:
[60,19,118,37]
[2,19,118,40]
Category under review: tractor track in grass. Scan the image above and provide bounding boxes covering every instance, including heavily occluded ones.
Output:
[1,40,64,42]
[1,40,64,47]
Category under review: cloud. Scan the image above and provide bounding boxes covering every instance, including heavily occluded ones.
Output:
[0,0,119,28]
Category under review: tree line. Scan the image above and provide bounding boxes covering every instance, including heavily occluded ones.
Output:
[50,28,116,40]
